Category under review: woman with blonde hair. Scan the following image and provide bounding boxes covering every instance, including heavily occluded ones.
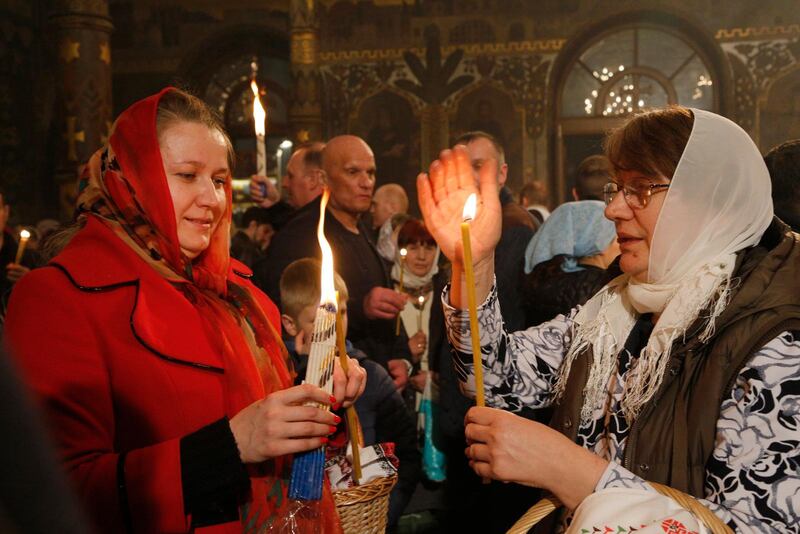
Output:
[5,88,365,533]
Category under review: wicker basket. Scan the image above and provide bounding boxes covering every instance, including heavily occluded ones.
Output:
[506,483,732,534]
[332,474,398,534]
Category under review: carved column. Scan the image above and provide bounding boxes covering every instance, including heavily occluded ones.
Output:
[47,0,113,218]
[420,104,449,171]
[289,0,323,143]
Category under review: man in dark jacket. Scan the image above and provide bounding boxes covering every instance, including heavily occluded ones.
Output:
[439,132,539,533]
[230,207,273,269]
[253,135,411,388]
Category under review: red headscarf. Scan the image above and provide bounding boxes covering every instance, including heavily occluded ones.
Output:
[76,88,341,532]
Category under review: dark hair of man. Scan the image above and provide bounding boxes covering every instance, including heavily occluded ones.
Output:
[296,141,325,170]
[454,130,506,165]
[765,139,800,203]
[241,206,271,229]
[397,218,435,248]
[519,181,548,206]
[573,155,613,201]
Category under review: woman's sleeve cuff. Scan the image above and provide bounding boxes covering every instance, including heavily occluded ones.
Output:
[180,417,250,527]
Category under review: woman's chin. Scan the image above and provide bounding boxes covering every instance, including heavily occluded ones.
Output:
[619,254,648,281]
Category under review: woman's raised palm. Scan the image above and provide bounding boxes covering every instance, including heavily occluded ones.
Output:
[417,146,502,266]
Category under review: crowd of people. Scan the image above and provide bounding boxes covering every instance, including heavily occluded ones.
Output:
[1,86,800,534]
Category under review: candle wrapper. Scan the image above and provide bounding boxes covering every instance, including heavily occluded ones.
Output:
[288,302,337,501]
[326,443,399,491]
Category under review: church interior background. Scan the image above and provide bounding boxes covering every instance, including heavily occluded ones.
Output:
[2,0,799,221]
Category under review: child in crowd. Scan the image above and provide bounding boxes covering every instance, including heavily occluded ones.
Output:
[279,258,421,529]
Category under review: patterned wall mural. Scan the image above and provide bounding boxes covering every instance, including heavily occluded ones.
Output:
[3,1,800,222]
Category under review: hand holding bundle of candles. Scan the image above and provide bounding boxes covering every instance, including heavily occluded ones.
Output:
[288,190,362,501]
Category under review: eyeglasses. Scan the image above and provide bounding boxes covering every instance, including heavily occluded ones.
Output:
[603,181,670,209]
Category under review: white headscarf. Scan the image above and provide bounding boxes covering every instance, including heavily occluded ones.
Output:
[554,109,774,424]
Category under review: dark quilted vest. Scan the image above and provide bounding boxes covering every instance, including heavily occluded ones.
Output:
[550,219,800,497]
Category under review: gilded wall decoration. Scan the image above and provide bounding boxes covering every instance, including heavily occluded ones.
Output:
[487,55,551,138]
[728,52,756,134]
[760,66,800,152]
[353,90,419,191]
[319,60,406,136]
[716,25,800,41]
[731,39,800,89]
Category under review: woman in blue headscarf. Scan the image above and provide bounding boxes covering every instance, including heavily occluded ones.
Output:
[522,200,619,327]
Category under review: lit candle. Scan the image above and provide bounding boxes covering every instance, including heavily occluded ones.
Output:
[288,189,338,501]
[251,79,267,176]
[395,247,408,335]
[417,294,425,332]
[15,229,30,265]
[334,292,362,485]
[461,194,485,407]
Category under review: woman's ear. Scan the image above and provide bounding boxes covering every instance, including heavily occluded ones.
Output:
[281,314,298,336]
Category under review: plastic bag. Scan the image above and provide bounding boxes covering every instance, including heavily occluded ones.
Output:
[419,373,446,481]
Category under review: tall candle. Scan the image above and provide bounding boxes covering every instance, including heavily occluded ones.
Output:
[395,247,408,335]
[251,80,267,176]
[417,294,425,332]
[334,293,363,485]
[460,194,485,407]
[15,229,30,265]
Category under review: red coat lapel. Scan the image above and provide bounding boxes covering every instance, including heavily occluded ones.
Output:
[52,217,224,371]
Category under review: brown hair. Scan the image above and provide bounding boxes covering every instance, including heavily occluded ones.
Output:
[397,218,435,248]
[279,258,349,320]
[519,180,549,207]
[574,155,612,201]
[155,88,235,168]
[296,141,326,170]
[604,106,694,180]
[454,130,506,165]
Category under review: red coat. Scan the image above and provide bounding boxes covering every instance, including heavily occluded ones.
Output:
[4,217,283,533]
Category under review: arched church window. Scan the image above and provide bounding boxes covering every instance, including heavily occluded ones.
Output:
[554,22,720,203]
[561,27,715,118]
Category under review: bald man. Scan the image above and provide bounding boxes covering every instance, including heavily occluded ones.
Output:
[370,183,409,230]
[254,135,411,383]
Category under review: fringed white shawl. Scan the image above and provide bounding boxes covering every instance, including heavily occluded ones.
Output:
[553,109,774,424]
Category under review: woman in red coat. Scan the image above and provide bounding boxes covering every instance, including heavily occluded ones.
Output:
[4,88,365,533]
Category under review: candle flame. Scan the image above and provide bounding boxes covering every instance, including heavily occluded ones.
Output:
[19,229,30,239]
[251,80,266,137]
[399,247,407,258]
[418,295,425,305]
[462,193,477,221]
[318,189,337,306]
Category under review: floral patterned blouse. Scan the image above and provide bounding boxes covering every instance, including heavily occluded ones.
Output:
[444,283,800,533]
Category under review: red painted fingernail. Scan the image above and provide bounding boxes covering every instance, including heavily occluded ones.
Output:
[329,425,337,434]
[329,395,337,404]
[333,415,341,424]
[333,402,341,410]
[321,437,328,444]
